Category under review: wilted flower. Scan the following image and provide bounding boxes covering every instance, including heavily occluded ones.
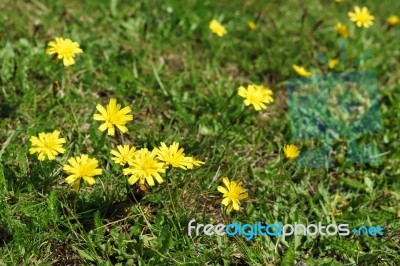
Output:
[29,130,66,161]
[330,194,349,216]
[46,37,83,66]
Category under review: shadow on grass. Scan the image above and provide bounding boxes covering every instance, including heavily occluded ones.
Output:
[3,159,65,195]
[56,184,145,233]
[0,225,13,248]
[0,99,17,120]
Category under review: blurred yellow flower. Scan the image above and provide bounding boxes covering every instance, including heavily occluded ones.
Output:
[335,23,349,38]
[330,208,343,216]
[29,130,66,161]
[283,144,300,159]
[93,98,133,136]
[293,64,311,77]
[46,37,83,66]
[333,194,348,206]
[328,58,340,69]
[335,0,344,3]
[247,21,257,30]
[330,194,349,216]
[110,145,136,166]
[348,6,374,28]
[209,19,227,37]
[238,84,274,111]
[63,154,102,192]
[387,15,400,26]
[123,148,165,186]
[333,194,341,201]
[217,177,248,213]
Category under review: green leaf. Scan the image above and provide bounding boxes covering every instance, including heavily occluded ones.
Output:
[340,177,365,190]
[281,244,296,266]
[72,246,95,262]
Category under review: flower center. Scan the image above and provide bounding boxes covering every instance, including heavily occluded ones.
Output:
[227,188,240,200]
[141,159,154,173]
[248,91,263,103]
[44,140,55,149]
[78,165,91,178]
[357,13,370,22]
[60,43,75,57]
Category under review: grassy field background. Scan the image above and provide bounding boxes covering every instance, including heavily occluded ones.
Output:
[1,0,400,265]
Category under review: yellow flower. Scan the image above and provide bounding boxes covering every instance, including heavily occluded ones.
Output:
[110,145,136,166]
[29,130,66,161]
[247,21,257,30]
[328,58,340,69]
[154,142,188,169]
[238,84,274,111]
[335,0,344,3]
[183,156,205,169]
[209,19,227,37]
[283,144,300,159]
[154,142,205,170]
[348,6,374,28]
[217,177,248,213]
[46,37,83,66]
[293,64,312,77]
[335,23,349,38]
[123,148,165,186]
[93,98,133,136]
[387,15,400,27]
[63,154,102,192]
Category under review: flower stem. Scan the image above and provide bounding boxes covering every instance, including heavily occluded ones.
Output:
[165,169,178,217]
[215,108,247,143]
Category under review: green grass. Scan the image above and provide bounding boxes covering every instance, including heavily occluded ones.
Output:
[1,0,400,265]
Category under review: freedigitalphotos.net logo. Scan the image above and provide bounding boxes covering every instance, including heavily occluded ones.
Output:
[188,219,384,241]
[287,41,382,168]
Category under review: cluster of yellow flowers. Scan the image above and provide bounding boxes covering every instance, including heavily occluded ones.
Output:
[33,4,386,213]
[37,34,299,213]
[29,90,204,192]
